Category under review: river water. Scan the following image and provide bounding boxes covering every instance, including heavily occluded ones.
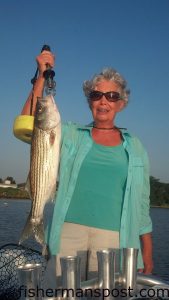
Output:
[0,199,169,281]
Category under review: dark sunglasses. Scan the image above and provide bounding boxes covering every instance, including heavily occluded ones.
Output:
[88,90,121,102]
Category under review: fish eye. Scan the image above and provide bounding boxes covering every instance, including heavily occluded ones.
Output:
[37,105,43,113]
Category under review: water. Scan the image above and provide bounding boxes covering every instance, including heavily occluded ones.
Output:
[0,199,169,281]
[150,207,169,281]
[0,199,53,252]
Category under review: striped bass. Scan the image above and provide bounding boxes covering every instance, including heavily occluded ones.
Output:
[19,94,61,247]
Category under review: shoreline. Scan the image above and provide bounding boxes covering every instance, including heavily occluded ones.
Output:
[0,196,30,200]
[151,205,169,209]
[1,187,169,208]
[0,187,29,200]
[0,190,169,208]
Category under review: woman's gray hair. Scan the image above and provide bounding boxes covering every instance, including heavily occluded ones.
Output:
[83,67,130,103]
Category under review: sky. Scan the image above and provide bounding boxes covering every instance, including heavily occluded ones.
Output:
[0,0,169,184]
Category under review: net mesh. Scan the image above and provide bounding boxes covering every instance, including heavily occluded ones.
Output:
[0,243,46,300]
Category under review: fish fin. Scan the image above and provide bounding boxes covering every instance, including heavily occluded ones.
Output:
[49,131,56,145]
[45,182,56,203]
[48,185,56,203]
[19,212,33,244]
[25,173,32,199]
[19,213,45,245]
[42,244,50,260]
[50,184,57,203]
[34,220,45,245]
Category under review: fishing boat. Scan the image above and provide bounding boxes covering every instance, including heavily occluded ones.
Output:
[0,244,169,299]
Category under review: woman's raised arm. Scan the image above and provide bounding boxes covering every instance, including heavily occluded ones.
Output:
[21,50,55,116]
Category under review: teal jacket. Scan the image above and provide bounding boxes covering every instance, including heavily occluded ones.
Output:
[46,122,152,268]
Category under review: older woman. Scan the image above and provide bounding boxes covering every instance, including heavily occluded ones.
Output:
[15,50,153,283]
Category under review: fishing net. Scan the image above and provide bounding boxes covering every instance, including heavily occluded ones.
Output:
[0,243,47,300]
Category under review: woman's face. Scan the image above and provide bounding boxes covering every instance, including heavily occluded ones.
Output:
[90,80,126,127]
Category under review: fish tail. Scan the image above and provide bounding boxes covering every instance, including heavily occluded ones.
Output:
[19,214,45,245]
[34,220,45,245]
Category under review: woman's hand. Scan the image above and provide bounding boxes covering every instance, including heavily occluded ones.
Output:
[139,233,154,274]
[21,50,55,115]
[36,50,55,77]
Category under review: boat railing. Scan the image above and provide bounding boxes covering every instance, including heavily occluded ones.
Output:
[17,248,169,299]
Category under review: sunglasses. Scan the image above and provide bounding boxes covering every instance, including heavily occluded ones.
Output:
[88,90,121,102]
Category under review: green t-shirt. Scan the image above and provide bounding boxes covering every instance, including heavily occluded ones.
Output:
[65,140,128,231]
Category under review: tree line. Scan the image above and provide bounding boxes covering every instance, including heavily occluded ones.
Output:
[0,175,168,206]
[150,176,169,207]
